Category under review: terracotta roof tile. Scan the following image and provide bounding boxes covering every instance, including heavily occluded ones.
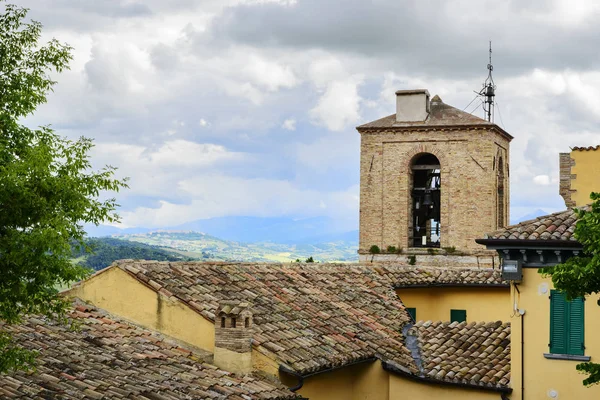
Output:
[383,265,506,287]
[572,145,600,151]
[357,98,491,129]
[0,300,298,399]
[114,261,418,376]
[408,321,511,390]
[483,207,588,242]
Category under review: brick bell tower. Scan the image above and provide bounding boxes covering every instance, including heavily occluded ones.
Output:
[356,90,513,261]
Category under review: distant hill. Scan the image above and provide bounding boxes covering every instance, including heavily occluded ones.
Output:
[72,238,205,271]
[510,209,550,225]
[85,216,358,245]
[121,231,358,263]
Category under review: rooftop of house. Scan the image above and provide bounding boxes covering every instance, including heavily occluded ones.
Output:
[114,261,417,376]
[480,207,587,243]
[357,96,512,140]
[388,265,506,288]
[406,320,511,389]
[571,145,600,151]
[89,260,512,392]
[0,299,298,400]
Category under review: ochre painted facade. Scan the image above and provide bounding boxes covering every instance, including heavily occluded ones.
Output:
[281,361,389,400]
[509,269,600,400]
[389,374,501,399]
[66,267,216,352]
[358,127,510,254]
[559,148,600,207]
[396,286,510,322]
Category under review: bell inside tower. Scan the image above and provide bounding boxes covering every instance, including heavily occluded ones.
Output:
[411,153,441,248]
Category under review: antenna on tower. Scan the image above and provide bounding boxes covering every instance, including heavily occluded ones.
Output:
[479,41,496,122]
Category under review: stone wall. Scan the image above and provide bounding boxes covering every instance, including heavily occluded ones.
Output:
[215,325,252,353]
[358,126,510,254]
[559,152,576,208]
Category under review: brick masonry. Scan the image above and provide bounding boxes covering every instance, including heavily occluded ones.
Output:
[358,119,511,255]
[559,152,576,207]
[215,302,253,354]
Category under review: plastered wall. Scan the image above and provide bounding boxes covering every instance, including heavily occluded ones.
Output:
[509,269,600,400]
[396,286,510,322]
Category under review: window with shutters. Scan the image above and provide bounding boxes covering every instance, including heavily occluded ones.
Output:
[549,290,585,356]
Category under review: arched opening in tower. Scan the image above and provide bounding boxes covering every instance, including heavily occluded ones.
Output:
[497,156,505,229]
[411,153,441,248]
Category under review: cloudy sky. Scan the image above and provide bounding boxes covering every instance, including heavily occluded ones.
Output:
[16,0,600,230]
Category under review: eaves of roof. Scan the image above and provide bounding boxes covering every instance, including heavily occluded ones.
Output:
[475,238,582,249]
[357,122,513,142]
[381,361,513,394]
[394,282,510,289]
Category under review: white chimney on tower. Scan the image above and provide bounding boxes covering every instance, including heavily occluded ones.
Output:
[395,89,430,122]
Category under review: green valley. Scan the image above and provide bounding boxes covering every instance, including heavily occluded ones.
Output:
[120,231,358,263]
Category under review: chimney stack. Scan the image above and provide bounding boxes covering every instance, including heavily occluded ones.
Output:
[214,301,253,374]
[395,89,430,122]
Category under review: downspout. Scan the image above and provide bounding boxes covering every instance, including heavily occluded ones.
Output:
[521,309,525,400]
[514,283,524,400]
[279,365,304,392]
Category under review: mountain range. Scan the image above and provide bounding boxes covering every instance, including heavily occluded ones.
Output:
[85,216,358,245]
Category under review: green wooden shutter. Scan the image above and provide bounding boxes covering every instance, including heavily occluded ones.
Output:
[550,290,568,354]
[450,309,466,323]
[406,307,416,321]
[567,297,585,356]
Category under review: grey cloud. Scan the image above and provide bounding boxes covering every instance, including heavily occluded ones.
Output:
[207,0,600,79]
[150,43,181,70]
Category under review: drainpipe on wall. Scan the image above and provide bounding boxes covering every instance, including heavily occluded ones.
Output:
[520,309,525,400]
[514,283,525,400]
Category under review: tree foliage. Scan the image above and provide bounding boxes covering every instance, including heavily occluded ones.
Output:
[0,3,128,372]
[541,192,600,386]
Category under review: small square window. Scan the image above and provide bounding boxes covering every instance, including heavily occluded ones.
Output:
[406,307,416,321]
[450,309,466,323]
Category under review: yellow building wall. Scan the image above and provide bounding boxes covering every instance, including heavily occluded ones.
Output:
[395,286,510,322]
[510,269,600,400]
[66,267,215,352]
[388,374,501,400]
[279,360,389,400]
[571,150,600,206]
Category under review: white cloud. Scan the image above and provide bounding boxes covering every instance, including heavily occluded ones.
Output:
[533,175,551,185]
[120,176,359,227]
[243,55,298,91]
[282,118,296,130]
[310,80,362,131]
[91,140,246,201]
[22,0,600,233]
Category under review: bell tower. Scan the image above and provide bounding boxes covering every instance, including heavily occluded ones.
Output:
[356,90,512,261]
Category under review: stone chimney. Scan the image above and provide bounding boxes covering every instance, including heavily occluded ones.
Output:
[395,89,430,122]
[214,301,253,374]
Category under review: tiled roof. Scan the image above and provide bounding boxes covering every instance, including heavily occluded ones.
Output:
[0,300,298,399]
[357,97,492,129]
[572,145,600,151]
[483,207,587,241]
[407,320,511,390]
[386,265,506,287]
[115,261,418,376]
